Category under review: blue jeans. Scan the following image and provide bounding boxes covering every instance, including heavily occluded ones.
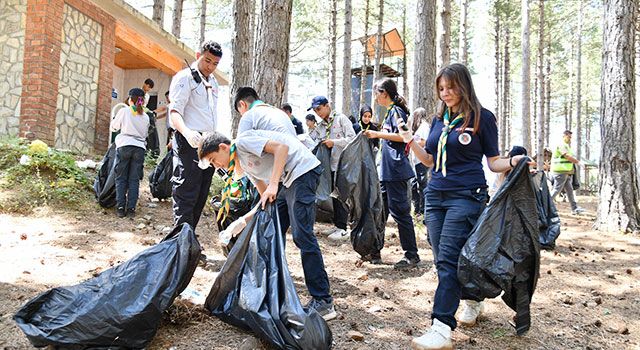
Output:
[381,180,419,260]
[115,145,145,209]
[425,187,488,330]
[276,165,332,302]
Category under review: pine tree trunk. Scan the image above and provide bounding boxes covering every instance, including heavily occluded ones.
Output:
[439,0,452,68]
[520,0,531,152]
[413,0,437,114]
[253,0,293,107]
[545,39,551,148]
[503,27,510,155]
[585,100,590,161]
[597,0,640,232]
[494,1,502,152]
[152,0,164,26]
[402,5,408,98]
[171,0,184,38]
[199,0,207,47]
[568,39,575,129]
[532,61,538,151]
[230,0,255,137]
[459,0,469,65]
[371,0,384,120]
[575,0,584,183]
[359,0,370,110]
[329,0,337,105]
[536,0,545,170]
[342,0,352,115]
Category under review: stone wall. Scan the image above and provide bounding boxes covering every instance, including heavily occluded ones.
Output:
[0,0,27,137]
[54,4,103,153]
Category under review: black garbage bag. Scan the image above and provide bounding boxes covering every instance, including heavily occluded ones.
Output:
[93,143,117,208]
[533,171,561,250]
[149,150,173,200]
[571,164,580,190]
[313,143,334,222]
[458,159,540,335]
[333,133,385,257]
[146,111,159,157]
[205,206,333,350]
[14,223,201,349]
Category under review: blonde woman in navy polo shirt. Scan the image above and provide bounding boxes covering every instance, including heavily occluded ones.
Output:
[402,63,530,349]
[364,78,419,269]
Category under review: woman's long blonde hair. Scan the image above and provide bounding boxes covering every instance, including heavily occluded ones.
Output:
[434,63,482,134]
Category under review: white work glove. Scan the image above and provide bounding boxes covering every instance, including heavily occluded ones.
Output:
[183,129,203,149]
[398,120,413,143]
[219,216,247,246]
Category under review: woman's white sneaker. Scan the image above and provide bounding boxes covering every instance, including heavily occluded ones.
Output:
[411,319,453,350]
[457,300,484,327]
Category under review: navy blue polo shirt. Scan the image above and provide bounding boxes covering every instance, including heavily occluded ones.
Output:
[425,108,499,191]
[380,105,414,181]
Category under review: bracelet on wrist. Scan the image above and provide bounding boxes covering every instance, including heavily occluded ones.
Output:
[509,156,514,168]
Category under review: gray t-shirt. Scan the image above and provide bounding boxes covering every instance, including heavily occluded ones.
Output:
[238,104,297,136]
[110,107,150,149]
[236,129,320,188]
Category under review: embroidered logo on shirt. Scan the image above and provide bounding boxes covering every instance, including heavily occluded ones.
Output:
[458,133,472,146]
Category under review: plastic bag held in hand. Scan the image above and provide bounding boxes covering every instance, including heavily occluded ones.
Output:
[185,129,203,148]
[398,121,413,143]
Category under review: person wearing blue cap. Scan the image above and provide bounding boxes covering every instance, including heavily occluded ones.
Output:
[110,88,150,218]
[307,96,356,241]
[364,78,419,269]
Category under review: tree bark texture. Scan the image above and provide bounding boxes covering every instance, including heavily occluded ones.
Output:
[171,0,184,38]
[329,0,337,105]
[439,0,451,68]
[152,0,164,26]
[545,39,551,148]
[459,0,469,65]
[502,27,511,156]
[342,0,352,116]
[402,3,408,98]
[575,0,584,182]
[253,0,293,108]
[199,0,207,47]
[536,0,545,169]
[520,0,531,152]
[413,0,437,115]
[359,0,370,110]
[230,0,255,137]
[371,0,384,116]
[493,0,502,153]
[597,0,640,232]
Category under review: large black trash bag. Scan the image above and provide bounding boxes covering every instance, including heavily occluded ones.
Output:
[533,171,561,250]
[313,143,334,222]
[458,159,540,335]
[205,206,333,350]
[93,143,117,208]
[14,223,201,349]
[146,111,159,157]
[333,133,385,257]
[149,150,173,200]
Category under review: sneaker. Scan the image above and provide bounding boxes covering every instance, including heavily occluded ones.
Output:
[394,256,420,270]
[411,318,453,350]
[572,207,586,215]
[127,208,136,218]
[327,228,349,241]
[362,254,383,265]
[457,300,485,327]
[116,207,126,218]
[305,298,337,321]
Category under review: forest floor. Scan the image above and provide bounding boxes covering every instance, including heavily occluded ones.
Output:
[0,180,639,350]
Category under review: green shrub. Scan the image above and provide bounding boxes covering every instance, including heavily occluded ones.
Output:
[0,137,93,213]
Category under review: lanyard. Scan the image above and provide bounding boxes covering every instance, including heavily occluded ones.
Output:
[324,113,335,140]
[435,108,465,177]
[249,100,265,110]
[217,143,237,223]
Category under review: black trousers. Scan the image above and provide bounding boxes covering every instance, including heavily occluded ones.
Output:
[171,132,214,230]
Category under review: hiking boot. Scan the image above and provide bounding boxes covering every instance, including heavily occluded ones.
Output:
[411,318,453,350]
[127,208,136,218]
[116,207,126,218]
[572,207,586,215]
[305,298,337,321]
[394,256,420,270]
[328,228,349,241]
[457,300,485,327]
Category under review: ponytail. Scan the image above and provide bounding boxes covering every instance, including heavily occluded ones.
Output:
[392,95,410,116]
[376,78,410,116]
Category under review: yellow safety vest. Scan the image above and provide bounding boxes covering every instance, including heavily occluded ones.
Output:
[550,142,574,173]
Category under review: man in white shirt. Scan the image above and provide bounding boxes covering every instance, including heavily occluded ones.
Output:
[168,40,222,229]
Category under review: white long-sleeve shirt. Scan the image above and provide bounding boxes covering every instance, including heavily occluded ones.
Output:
[110,107,150,149]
